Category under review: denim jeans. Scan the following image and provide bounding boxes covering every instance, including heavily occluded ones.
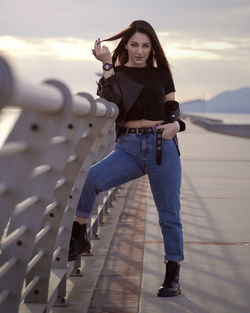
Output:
[76,132,184,261]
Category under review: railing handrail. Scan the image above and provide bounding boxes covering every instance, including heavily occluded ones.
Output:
[0,55,119,313]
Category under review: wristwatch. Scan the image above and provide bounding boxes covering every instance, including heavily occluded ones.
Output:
[102,63,113,71]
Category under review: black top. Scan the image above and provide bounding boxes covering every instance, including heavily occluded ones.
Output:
[115,65,175,121]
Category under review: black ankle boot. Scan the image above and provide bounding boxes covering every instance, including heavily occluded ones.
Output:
[68,222,91,261]
[157,261,181,297]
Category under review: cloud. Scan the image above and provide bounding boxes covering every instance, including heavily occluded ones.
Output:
[0,36,94,60]
[165,40,236,60]
[1,0,250,40]
[1,35,248,63]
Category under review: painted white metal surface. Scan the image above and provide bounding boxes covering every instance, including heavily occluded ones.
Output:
[0,55,119,313]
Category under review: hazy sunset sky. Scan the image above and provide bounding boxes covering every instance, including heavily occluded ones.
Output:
[0,0,249,102]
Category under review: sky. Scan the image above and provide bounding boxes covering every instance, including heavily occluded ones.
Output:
[0,0,250,102]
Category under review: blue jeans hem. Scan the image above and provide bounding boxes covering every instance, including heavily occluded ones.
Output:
[165,255,184,262]
[76,212,90,218]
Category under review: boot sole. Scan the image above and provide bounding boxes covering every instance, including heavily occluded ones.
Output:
[157,288,181,297]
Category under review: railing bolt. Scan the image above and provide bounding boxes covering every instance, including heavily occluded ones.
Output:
[30,123,39,131]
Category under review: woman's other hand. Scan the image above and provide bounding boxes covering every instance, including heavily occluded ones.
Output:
[92,38,112,64]
[156,121,180,139]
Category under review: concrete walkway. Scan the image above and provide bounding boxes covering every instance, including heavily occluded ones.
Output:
[53,121,250,313]
[140,122,250,313]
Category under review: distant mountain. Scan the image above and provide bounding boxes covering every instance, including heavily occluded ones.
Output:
[181,87,250,113]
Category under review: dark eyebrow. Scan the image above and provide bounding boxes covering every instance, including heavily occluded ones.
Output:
[130,41,151,45]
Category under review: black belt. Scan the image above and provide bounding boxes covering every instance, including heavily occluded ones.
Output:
[120,126,157,134]
[119,126,163,165]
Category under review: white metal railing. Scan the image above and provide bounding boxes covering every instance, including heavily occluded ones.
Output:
[0,55,119,313]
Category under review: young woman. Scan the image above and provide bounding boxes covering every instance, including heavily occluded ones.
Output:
[68,20,185,297]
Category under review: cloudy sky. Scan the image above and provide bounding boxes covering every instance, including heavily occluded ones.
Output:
[0,0,249,102]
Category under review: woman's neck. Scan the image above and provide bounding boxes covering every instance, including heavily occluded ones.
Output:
[124,62,148,68]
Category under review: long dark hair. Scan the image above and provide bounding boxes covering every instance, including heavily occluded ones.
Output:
[102,20,171,70]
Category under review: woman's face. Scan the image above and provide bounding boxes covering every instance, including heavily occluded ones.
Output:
[125,32,152,67]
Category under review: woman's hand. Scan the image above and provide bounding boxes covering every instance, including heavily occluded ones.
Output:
[156,121,180,139]
[92,38,112,64]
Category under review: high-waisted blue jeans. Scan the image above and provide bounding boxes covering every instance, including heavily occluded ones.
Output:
[76,132,184,261]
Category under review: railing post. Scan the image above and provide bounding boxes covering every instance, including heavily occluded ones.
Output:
[0,75,73,312]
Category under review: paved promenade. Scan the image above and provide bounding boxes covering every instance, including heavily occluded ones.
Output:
[53,121,250,313]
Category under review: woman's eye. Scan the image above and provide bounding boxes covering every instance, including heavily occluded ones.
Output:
[130,43,150,48]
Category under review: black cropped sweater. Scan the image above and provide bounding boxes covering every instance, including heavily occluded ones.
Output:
[115,65,175,121]
[97,65,185,132]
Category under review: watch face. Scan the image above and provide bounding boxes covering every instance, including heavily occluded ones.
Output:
[103,63,113,70]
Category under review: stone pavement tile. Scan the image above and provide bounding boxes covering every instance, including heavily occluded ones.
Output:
[88,276,140,313]
[113,228,145,242]
[88,176,149,313]
[109,238,144,254]
[101,253,143,276]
